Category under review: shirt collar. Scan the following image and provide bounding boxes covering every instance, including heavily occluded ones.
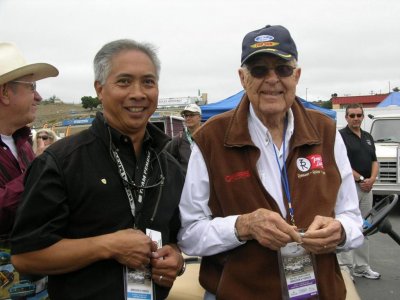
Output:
[248,103,294,144]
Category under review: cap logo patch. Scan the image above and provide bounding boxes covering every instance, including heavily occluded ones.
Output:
[250,41,279,49]
[255,35,274,42]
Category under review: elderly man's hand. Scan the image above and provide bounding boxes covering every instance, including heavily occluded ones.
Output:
[236,208,301,250]
[300,216,345,254]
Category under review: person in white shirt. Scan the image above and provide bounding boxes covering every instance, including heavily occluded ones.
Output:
[178,25,363,299]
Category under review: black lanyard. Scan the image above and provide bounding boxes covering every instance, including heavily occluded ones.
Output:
[111,147,151,221]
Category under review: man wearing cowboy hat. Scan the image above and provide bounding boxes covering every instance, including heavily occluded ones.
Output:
[0,42,58,238]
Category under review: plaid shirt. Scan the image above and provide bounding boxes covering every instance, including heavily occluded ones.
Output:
[0,126,34,237]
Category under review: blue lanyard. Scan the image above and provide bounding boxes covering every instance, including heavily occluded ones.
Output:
[272,120,296,226]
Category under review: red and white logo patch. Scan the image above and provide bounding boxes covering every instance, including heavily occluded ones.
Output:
[307,154,324,170]
[296,154,324,172]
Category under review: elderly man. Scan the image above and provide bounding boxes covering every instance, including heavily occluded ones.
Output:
[178,25,363,299]
[11,39,185,300]
[0,42,58,238]
[166,103,202,172]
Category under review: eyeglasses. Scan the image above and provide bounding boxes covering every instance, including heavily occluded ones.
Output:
[11,80,37,91]
[183,113,199,118]
[248,65,296,78]
[37,135,50,141]
[348,113,363,118]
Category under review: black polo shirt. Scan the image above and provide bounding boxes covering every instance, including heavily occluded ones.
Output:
[339,126,377,178]
[11,112,184,300]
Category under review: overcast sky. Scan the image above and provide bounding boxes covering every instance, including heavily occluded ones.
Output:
[1,0,399,104]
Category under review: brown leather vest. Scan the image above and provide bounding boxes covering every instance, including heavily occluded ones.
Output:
[194,95,346,300]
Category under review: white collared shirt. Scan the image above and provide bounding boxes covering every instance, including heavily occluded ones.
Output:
[178,105,363,256]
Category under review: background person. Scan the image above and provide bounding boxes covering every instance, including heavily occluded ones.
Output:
[337,103,380,280]
[32,128,58,155]
[0,42,58,239]
[166,103,202,173]
[11,39,185,300]
[178,25,363,299]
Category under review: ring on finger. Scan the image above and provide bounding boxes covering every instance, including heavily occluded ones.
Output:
[159,275,163,281]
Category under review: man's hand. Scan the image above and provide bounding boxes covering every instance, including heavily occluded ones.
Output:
[150,244,184,288]
[108,229,156,270]
[301,216,344,254]
[236,208,301,250]
[360,178,374,193]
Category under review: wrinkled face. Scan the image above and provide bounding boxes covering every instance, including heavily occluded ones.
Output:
[345,107,364,129]
[4,74,42,127]
[95,49,159,137]
[239,54,301,124]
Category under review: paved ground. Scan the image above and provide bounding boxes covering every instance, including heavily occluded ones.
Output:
[353,203,400,299]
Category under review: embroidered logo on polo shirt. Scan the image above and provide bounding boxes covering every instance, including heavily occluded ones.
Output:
[296,154,326,178]
[225,170,251,183]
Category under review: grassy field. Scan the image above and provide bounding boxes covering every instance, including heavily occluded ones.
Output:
[33,102,96,129]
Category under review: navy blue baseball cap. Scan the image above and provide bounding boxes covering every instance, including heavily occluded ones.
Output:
[241,25,298,66]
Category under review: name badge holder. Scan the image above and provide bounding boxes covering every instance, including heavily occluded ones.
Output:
[278,238,319,299]
[125,229,162,300]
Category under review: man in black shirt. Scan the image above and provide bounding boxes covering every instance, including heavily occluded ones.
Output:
[11,39,186,299]
[338,103,380,280]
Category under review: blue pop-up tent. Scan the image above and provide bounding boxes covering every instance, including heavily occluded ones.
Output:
[201,90,336,122]
[377,92,400,107]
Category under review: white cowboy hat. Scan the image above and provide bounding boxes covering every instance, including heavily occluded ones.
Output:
[0,42,58,85]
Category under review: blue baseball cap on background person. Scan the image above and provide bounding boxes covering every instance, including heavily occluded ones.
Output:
[241,25,298,66]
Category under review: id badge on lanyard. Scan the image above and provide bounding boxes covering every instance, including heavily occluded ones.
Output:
[273,121,319,299]
[278,239,319,300]
[124,229,162,300]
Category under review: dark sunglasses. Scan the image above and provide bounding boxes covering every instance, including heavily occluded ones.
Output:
[37,135,50,141]
[348,113,363,118]
[249,65,295,78]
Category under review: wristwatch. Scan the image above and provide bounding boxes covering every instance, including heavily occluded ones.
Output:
[177,259,186,276]
[357,176,365,182]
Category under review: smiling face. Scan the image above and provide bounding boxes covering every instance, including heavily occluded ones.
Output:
[95,49,159,139]
[239,54,301,126]
[0,74,42,134]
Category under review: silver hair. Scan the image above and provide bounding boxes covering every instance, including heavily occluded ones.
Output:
[93,39,161,85]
